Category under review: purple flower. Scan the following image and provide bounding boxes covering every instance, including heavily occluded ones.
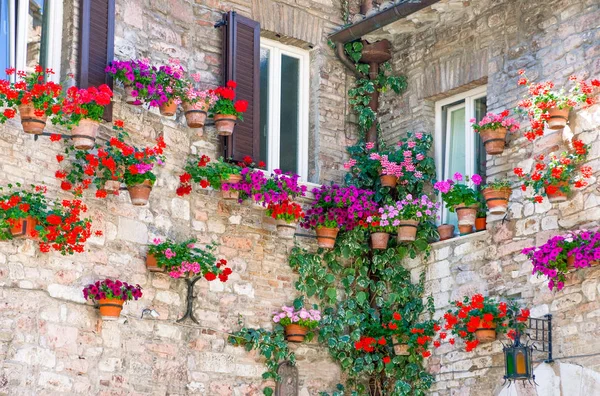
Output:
[453,172,463,181]
[471,174,482,185]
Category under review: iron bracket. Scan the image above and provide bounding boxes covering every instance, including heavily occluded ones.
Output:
[33,131,73,141]
[176,275,204,324]
[527,313,553,363]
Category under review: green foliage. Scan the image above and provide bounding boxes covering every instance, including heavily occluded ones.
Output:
[184,156,241,190]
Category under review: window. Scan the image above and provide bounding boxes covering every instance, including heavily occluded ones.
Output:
[434,86,487,227]
[259,38,309,179]
[0,0,63,81]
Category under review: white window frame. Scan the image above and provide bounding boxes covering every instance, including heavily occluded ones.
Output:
[260,37,310,180]
[434,85,487,224]
[7,0,62,82]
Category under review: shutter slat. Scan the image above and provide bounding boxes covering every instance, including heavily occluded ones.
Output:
[221,11,260,162]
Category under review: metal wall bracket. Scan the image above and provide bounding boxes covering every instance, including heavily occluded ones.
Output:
[527,314,553,363]
[33,131,73,141]
[176,275,204,324]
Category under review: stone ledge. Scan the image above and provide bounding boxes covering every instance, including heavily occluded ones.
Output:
[429,230,489,250]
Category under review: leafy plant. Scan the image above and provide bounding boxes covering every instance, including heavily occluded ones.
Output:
[231,167,307,206]
[0,184,49,239]
[83,279,143,302]
[0,66,62,119]
[38,199,94,255]
[434,173,482,210]
[266,201,305,224]
[52,85,113,126]
[483,179,511,190]
[210,81,248,120]
[470,110,520,133]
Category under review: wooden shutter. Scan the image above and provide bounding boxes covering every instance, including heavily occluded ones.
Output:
[78,0,115,121]
[221,11,260,162]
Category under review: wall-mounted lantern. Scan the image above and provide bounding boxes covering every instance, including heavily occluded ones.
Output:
[503,335,534,382]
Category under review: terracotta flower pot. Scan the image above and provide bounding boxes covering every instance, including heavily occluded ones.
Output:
[104,180,121,193]
[479,127,507,155]
[123,85,140,105]
[214,114,237,136]
[159,99,178,116]
[285,324,309,343]
[392,336,410,356]
[458,224,473,235]
[72,119,99,150]
[437,224,455,241]
[482,187,512,215]
[182,102,208,129]
[127,180,153,206]
[10,216,38,238]
[454,203,478,226]
[221,186,239,200]
[316,226,339,249]
[545,182,568,203]
[380,174,398,188]
[98,298,124,320]
[18,104,47,134]
[567,255,600,269]
[474,319,496,343]
[371,232,390,250]
[475,217,487,231]
[276,219,297,239]
[546,107,570,130]
[397,220,419,242]
[146,253,164,272]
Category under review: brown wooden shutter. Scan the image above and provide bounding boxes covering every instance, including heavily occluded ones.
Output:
[78,0,115,121]
[221,11,260,162]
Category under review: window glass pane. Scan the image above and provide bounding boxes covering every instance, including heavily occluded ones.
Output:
[474,96,487,182]
[0,0,9,73]
[444,105,466,229]
[26,0,44,73]
[279,54,299,174]
[259,47,270,167]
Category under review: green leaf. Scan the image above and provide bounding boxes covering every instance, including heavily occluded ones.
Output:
[326,287,337,302]
[356,291,367,305]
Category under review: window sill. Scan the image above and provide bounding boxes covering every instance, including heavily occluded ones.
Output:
[429,229,489,249]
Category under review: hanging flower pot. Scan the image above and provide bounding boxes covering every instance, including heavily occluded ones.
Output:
[214,114,237,136]
[71,119,99,150]
[371,232,390,249]
[123,85,141,105]
[482,187,511,215]
[391,336,410,356]
[285,324,309,343]
[127,180,153,206]
[380,174,398,188]
[159,99,178,116]
[104,180,121,193]
[475,217,487,231]
[275,220,296,239]
[479,127,507,155]
[146,253,164,272]
[458,224,473,235]
[437,224,455,241]
[18,104,47,134]
[546,107,570,130]
[474,319,496,343]
[454,203,478,226]
[97,298,124,320]
[316,226,339,249]
[545,182,569,203]
[182,102,208,129]
[221,174,242,200]
[397,219,419,242]
[10,216,38,238]
[567,255,600,269]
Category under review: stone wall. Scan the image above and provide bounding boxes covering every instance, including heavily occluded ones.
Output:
[0,0,351,394]
[376,0,600,394]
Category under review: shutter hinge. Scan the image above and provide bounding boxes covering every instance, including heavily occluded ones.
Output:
[214,19,227,28]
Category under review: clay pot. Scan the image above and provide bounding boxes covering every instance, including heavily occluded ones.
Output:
[182,102,208,129]
[545,182,569,203]
[98,298,124,320]
[72,119,99,150]
[214,114,237,136]
[392,336,410,356]
[123,85,141,105]
[482,187,512,215]
[437,224,455,241]
[146,253,164,272]
[104,180,121,193]
[397,219,419,242]
[18,104,47,134]
[475,217,487,231]
[380,174,398,188]
[224,174,243,184]
[479,127,507,155]
[10,216,38,238]
[474,319,496,343]
[454,203,478,226]
[221,174,242,200]
[159,99,178,116]
[285,324,309,343]
[546,107,570,130]
[458,224,474,235]
[371,232,390,250]
[276,220,297,239]
[316,226,339,249]
[127,180,153,206]
[567,255,600,269]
